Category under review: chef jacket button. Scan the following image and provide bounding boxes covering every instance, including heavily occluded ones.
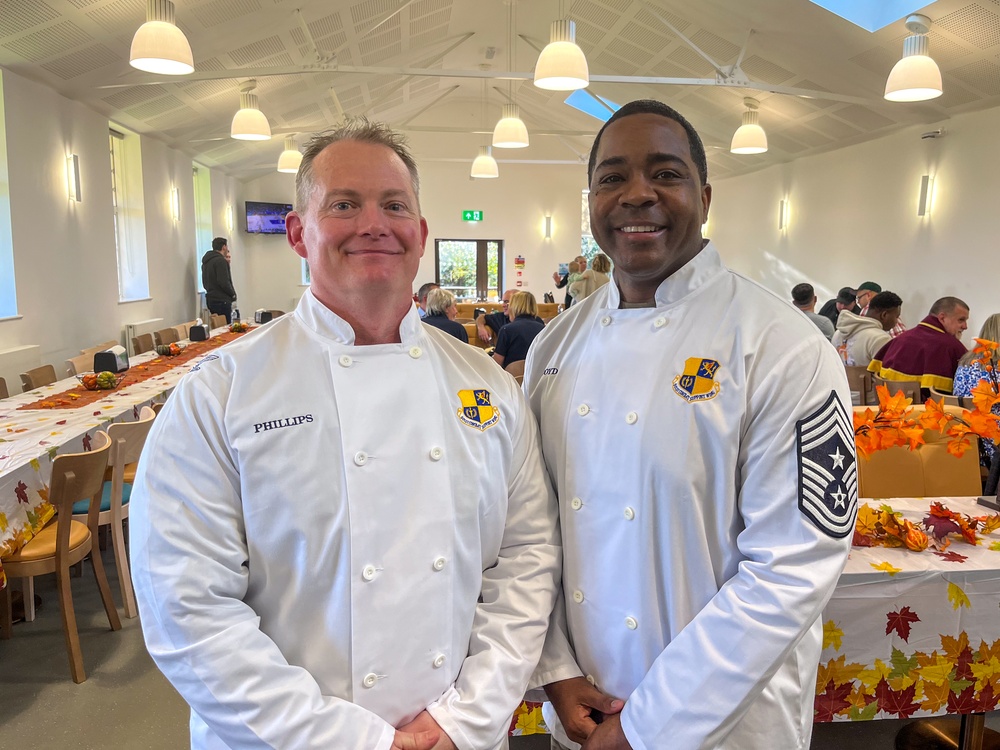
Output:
[625,411,638,425]
[625,616,638,630]
[654,317,667,328]
[362,565,377,581]
[429,446,443,461]
[353,451,368,466]
[432,654,446,669]
[362,673,378,688]
[570,497,582,511]
[586,674,596,685]
[409,346,422,359]
[624,507,635,521]
[600,316,612,327]
[339,354,353,367]
[572,589,584,603]
[577,404,590,416]
[433,556,446,571]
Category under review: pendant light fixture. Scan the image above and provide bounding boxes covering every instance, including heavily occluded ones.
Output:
[493,1,529,148]
[730,97,767,154]
[276,136,302,173]
[533,1,589,91]
[230,80,271,141]
[884,14,943,102]
[472,80,499,178]
[129,0,194,75]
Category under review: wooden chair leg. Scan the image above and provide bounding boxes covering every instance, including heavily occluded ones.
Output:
[21,576,35,622]
[56,562,86,683]
[0,584,12,639]
[89,537,122,632]
[111,520,137,618]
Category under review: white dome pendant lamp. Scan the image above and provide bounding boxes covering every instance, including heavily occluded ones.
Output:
[129,0,194,75]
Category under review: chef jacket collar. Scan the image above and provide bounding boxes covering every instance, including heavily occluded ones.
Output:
[606,240,723,310]
[294,288,424,345]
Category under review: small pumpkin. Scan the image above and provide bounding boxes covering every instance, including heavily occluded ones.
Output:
[156,344,172,356]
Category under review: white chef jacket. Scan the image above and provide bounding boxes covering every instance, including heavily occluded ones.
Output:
[130,290,560,750]
[525,244,856,750]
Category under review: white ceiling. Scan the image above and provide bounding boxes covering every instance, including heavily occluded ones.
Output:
[2,0,999,181]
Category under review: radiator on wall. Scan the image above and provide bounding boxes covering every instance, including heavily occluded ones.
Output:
[0,345,41,394]
[124,318,164,356]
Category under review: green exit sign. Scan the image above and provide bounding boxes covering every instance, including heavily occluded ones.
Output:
[462,210,484,222]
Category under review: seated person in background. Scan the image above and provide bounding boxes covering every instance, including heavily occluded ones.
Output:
[421,287,469,343]
[415,281,438,319]
[493,292,544,371]
[790,283,835,340]
[857,280,906,338]
[569,253,612,302]
[953,313,1000,469]
[832,291,902,366]
[476,289,516,345]
[818,286,858,328]
[869,296,969,394]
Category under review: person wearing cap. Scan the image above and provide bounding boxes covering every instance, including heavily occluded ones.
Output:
[818,287,859,328]
[857,281,906,338]
[791,283,835,340]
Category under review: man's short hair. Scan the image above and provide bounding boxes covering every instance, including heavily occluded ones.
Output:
[417,282,438,304]
[425,287,455,316]
[508,291,537,319]
[791,283,814,307]
[295,117,420,211]
[212,237,228,252]
[836,287,857,305]
[856,281,882,294]
[868,291,902,312]
[930,296,969,316]
[588,99,708,186]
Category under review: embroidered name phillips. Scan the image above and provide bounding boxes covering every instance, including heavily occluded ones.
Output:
[254,415,314,433]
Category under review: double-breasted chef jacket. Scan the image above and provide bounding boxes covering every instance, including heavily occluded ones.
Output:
[130,289,560,750]
[526,243,856,750]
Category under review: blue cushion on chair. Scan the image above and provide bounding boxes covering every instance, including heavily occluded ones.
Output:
[71,482,132,515]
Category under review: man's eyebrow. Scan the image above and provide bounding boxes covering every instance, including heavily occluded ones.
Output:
[593,152,688,172]
[319,188,411,201]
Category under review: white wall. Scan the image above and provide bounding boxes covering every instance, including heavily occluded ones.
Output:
[0,68,232,392]
[709,104,1000,337]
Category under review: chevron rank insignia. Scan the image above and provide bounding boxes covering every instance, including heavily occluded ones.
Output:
[796,391,858,538]
[457,389,499,431]
[672,357,721,403]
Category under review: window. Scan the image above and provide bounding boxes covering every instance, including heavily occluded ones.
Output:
[110,126,149,301]
[580,189,601,263]
[434,239,503,301]
[0,71,17,318]
[192,164,213,290]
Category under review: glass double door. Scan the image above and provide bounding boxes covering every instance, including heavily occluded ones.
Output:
[434,239,503,302]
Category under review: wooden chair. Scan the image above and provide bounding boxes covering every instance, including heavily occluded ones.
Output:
[131,333,154,355]
[537,302,560,319]
[210,314,227,329]
[73,407,156,619]
[874,376,921,403]
[0,432,121,683]
[505,359,526,385]
[153,328,179,347]
[929,386,969,409]
[0,377,9,399]
[66,353,93,377]
[172,323,189,341]
[151,401,165,415]
[20,364,58,392]
[268,310,285,318]
[81,340,118,357]
[845,365,873,406]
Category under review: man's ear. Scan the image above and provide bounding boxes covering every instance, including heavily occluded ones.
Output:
[286,212,307,260]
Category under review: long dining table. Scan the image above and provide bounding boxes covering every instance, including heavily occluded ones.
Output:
[0,329,250,589]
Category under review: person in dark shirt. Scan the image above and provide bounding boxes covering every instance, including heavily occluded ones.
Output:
[493,292,544,370]
[422,287,469,343]
[476,289,516,345]
[818,287,859,328]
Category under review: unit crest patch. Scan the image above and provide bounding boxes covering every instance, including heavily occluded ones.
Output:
[796,391,858,538]
[672,357,722,403]
[456,389,500,431]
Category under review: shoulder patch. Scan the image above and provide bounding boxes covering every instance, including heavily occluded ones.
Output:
[796,391,858,538]
[456,389,500,431]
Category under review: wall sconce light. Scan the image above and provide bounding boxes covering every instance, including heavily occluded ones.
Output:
[226,203,234,231]
[778,199,790,231]
[544,215,553,240]
[66,154,81,202]
[917,174,934,217]
[170,187,180,222]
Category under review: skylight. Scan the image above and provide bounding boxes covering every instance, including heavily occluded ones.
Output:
[564,90,620,122]
[807,1,935,32]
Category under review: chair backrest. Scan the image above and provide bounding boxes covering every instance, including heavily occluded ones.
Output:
[66,353,93,377]
[81,340,119,357]
[20,364,58,392]
[51,431,112,533]
[151,401,165,415]
[153,328,179,347]
[132,333,155,355]
[210,314,227,329]
[172,323,189,341]
[929,387,969,409]
[0,377,8,400]
[505,359,526,385]
[105,408,156,521]
[537,303,560,319]
[874,376,921,403]
[845,365,873,406]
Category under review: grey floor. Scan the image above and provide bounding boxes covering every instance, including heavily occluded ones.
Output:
[3,552,999,749]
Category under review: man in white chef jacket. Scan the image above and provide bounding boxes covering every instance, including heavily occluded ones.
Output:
[524,100,856,750]
[130,119,560,750]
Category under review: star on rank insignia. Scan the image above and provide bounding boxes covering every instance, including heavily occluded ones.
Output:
[796,391,858,538]
[457,389,500,431]
[672,357,722,403]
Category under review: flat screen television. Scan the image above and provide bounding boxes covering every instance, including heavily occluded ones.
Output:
[245,201,292,235]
